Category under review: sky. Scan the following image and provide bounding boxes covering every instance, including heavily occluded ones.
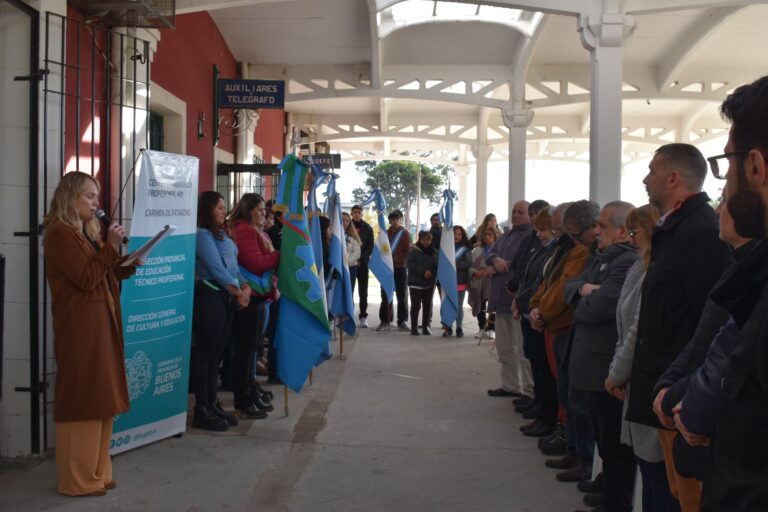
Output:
[331,135,727,234]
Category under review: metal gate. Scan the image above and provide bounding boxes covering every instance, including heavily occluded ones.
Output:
[35,13,151,452]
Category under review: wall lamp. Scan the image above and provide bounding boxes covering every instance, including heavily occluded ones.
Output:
[197,111,206,139]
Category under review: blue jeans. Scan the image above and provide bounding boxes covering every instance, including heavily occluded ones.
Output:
[567,385,595,465]
[453,290,466,329]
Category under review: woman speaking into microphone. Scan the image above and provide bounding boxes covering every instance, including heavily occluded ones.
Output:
[43,171,139,497]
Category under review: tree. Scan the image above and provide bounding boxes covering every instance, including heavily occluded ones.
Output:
[353,160,452,229]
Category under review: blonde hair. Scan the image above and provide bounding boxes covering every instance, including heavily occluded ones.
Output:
[44,171,102,241]
[625,204,660,269]
[342,212,362,244]
[475,213,502,244]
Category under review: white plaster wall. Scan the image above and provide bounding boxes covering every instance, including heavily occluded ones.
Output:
[0,0,66,457]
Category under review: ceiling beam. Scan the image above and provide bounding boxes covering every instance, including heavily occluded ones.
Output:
[657,6,744,92]
[625,0,765,15]
[176,0,294,15]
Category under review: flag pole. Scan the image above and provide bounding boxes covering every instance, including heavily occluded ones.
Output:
[283,385,289,417]
[309,369,314,386]
[339,323,345,360]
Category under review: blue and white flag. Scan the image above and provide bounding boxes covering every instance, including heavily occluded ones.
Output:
[361,189,395,302]
[307,161,330,316]
[437,189,459,328]
[324,178,357,336]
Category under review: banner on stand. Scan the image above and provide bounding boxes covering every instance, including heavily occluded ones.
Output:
[111,150,199,455]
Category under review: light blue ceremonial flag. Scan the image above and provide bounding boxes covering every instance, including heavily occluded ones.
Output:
[307,161,330,315]
[361,189,395,302]
[274,154,331,393]
[325,179,357,336]
[437,189,459,328]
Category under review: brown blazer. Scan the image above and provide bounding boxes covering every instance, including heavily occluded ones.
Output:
[45,221,133,422]
[529,243,588,335]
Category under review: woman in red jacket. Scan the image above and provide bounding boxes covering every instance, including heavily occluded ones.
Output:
[229,193,280,418]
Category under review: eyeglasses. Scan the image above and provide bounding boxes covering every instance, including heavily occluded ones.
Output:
[707,151,749,179]
[628,227,643,238]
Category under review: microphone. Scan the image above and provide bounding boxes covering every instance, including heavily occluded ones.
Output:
[95,209,129,245]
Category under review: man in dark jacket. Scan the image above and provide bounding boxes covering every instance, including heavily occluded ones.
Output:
[565,201,637,511]
[509,199,550,414]
[627,143,731,511]
[652,193,753,482]
[693,75,768,511]
[351,205,374,328]
[429,213,442,251]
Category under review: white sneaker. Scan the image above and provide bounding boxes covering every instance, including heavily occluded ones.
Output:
[359,317,369,328]
[486,330,496,340]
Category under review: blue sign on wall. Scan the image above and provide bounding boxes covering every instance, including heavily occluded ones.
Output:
[218,79,285,109]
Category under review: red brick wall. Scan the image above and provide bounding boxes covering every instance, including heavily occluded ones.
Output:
[152,12,285,192]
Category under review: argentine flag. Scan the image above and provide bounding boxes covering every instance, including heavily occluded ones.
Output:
[324,179,357,336]
[437,189,459,328]
[361,189,395,302]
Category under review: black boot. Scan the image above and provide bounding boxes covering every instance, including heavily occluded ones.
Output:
[210,401,238,426]
[253,394,274,411]
[192,406,228,431]
[411,326,420,336]
[251,381,274,402]
[422,325,432,335]
[456,328,464,338]
[236,404,268,419]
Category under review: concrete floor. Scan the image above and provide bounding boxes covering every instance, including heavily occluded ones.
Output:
[0,301,585,512]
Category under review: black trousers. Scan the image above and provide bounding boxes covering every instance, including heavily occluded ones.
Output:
[379,267,408,325]
[191,283,233,408]
[535,330,559,427]
[353,264,369,318]
[409,286,435,329]
[265,300,280,379]
[520,317,547,405]
[588,390,638,512]
[232,299,267,409]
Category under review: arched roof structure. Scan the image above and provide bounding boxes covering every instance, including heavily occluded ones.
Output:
[176,0,768,221]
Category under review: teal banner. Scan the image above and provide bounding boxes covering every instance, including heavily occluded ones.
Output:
[111,150,199,454]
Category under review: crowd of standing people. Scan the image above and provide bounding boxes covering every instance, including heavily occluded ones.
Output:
[43,75,768,509]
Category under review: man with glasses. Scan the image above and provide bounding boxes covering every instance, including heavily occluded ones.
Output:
[693,76,768,511]
[627,143,730,512]
[565,201,637,511]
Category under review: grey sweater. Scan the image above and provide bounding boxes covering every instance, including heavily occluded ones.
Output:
[609,259,664,463]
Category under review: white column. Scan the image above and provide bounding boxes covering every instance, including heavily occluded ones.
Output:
[579,13,635,205]
[502,107,533,204]
[472,145,493,225]
[455,164,470,227]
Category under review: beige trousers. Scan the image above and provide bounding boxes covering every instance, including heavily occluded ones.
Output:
[495,312,534,396]
[55,417,114,496]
